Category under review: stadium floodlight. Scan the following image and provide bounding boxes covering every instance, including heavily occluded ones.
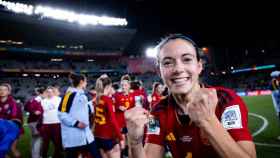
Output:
[98,16,127,26]
[34,5,127,26]
[145,47,157,58]
[87,59,94,62]
[0,40,23,45]
[51,58,63,62]
[11,41,23,45]
[0,0,128,27]
[78,14,100,26]
[0,0,33,15]
[34,6,77,22]
[15,41,23,45]
[56,45,66,49]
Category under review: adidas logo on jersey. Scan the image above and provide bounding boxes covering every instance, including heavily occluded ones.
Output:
[166,132,176,141]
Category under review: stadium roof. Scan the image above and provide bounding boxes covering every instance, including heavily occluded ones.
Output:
[1,0,280,58]
[0,12,135,52]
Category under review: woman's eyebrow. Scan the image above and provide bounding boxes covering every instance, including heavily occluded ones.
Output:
[161,56,174,61]
[182,53,195,57]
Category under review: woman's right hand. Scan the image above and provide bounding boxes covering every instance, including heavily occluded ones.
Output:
[77,121,87,129]
[125,107,149,145]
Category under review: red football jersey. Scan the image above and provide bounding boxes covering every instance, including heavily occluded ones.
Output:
[151,92,162,109]
[24,97,44,123]
[113,92,135,129]
[0,95,22,122]
[146,86,253,158]
[131,88,149,110]
[94,95,123,141]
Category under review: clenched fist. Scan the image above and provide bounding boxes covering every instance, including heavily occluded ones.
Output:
[124,107,149,145]
[187,88,218,128]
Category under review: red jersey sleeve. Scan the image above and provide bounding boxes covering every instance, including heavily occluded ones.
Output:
[217,88,253,142]
[227,96,252,141]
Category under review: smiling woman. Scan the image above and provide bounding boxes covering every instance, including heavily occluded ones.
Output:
[124,34,257,158]
[157,37,202,95]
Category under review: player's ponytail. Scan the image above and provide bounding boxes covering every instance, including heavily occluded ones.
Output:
[95,74,112,103]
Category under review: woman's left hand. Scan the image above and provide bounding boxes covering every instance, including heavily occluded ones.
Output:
[187,88,218,128]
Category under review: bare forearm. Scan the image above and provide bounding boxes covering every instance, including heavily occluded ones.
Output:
[201,117,254,158]
[125,107,164,158]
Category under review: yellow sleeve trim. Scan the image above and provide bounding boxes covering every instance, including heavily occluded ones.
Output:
[61,92,72,112]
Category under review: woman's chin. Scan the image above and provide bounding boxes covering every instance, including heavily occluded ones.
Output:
[171,86,192,95]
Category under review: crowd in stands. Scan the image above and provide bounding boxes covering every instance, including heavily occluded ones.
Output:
[216,71,271,92]
[0,60,127,72]
[0,57,274,106]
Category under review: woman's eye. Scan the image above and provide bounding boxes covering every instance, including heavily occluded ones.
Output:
[183,58,192,63]
[162,61,173,66]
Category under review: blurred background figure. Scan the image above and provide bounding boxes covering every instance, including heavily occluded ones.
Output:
[130,80,149,110]
[0,119,21,158]
[94,74,124,158]
[52,85,61,97]
[150,82,164,110]
[58,73,101,158]
[40,87,63,158]
[0,83,23,158]
[24,86,45,158]
[270,71,280,121]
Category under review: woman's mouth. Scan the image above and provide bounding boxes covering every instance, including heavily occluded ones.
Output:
[171,77,191,85]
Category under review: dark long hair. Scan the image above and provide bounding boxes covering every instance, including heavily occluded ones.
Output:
[69,73,86,87]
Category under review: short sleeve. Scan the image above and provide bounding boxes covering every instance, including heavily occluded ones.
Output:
[220,93,253,142]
